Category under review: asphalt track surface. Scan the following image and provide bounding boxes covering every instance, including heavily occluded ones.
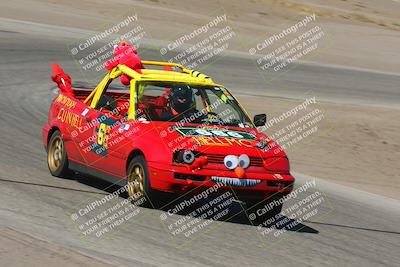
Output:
[0,19,399,266]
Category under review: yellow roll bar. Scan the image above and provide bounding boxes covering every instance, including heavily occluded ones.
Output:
[83,61,217,119]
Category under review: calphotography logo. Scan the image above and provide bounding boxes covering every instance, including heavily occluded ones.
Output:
[249,13,328,73]
[160,13,236,69]
[158,183,238,247]
[247,179,334,247]
[69,12,146,81]
[69,184,147,239]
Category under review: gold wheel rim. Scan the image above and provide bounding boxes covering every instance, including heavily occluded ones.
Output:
[48,136,64,172]
[127,164,144,200]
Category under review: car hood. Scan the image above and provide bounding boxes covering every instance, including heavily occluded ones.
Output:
[151,121,286,158]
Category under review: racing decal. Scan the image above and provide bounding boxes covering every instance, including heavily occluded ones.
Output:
[90,116,118,157]
[219,87,234,103]
[173,127,256,140]
[57,108,83,128]
[55,94,77,109]
[97,123,111,147]
[55,94,82,128]
[255,137,272,152]
[192,136,253,147]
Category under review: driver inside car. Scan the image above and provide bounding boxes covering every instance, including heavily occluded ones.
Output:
[159,85,205,122]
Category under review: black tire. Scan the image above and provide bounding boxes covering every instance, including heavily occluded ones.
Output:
[47,130,73,178]
[126,155,165,208]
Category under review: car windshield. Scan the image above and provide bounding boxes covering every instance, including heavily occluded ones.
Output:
[137,82,253,127]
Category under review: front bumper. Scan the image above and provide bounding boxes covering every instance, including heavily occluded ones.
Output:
[147,161,295,199]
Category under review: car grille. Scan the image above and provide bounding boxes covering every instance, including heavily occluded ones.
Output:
[205,154,264,167]
[174,173,206,181]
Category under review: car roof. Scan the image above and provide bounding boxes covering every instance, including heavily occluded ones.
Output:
[119,61,221,87]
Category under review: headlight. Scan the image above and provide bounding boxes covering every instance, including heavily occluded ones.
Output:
[182,150,195,164]
[173,150,196,164]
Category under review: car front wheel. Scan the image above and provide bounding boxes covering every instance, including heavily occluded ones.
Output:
[126,155,165,208]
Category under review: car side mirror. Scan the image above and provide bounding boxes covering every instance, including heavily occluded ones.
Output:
[253,114,267,127]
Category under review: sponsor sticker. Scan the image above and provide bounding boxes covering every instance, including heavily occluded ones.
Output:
[174,127,256,140]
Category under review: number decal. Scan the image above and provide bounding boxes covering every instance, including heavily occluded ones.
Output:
[195,129,213,136]
[226,131,244,138]
[211,130,229,137]
[97,123,111,147]
[177,127,255,140]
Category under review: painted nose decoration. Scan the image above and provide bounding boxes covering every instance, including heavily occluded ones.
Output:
[234,167,246,179]
[224,154,250,178]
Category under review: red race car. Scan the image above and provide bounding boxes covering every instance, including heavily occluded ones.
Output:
[43,43,294,215]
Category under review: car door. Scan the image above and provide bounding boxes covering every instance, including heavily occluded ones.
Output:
[77,79,132,178]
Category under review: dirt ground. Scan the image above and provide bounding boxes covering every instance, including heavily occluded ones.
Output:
[1,0,400,73]
[0,228,113,266]
[239,95,400,200]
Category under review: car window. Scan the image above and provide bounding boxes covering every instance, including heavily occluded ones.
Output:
[94,78,130,117]
[137,81,253,127]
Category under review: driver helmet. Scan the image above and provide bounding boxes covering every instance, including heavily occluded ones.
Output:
[169,84,194,113]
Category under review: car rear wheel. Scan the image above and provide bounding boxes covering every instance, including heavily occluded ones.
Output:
[47,130,73,178]
[126,155,164,208]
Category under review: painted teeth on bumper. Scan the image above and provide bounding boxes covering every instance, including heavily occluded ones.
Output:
[211,176,261,187]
